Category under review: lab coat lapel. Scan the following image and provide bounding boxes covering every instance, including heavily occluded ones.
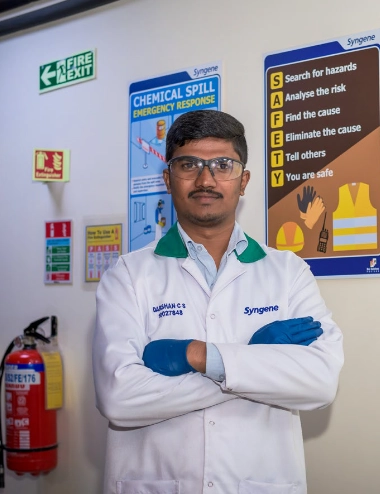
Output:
[180,257,211,297]
[212,255,247,298]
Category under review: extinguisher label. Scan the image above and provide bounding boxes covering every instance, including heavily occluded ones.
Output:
[5,365,42,391]
[14,417,30,428]
[40,351,63,410]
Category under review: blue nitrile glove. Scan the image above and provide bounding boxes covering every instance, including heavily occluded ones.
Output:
[249,317,323,346]
[142,339,196,376]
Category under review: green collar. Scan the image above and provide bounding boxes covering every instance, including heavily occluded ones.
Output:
[154,223,266,263]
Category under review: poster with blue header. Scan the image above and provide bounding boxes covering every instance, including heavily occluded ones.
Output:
[128,62,222,252]
[265,30,380,278]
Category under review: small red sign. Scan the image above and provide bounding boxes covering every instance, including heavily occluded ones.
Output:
[33,149,70,182]
[46,221,71,238]
[51,273,70,282]
[34,150,63,179]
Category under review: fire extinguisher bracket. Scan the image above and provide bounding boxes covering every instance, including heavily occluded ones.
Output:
[4,444,58,453]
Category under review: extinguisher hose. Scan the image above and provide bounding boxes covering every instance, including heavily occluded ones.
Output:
[0,339,18,489]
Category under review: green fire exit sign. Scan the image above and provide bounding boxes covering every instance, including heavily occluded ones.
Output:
[39,49,96,93]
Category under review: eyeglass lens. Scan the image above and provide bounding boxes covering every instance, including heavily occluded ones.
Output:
[169,157,243,181]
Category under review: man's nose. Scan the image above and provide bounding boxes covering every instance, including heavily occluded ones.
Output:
[194,164,216,187]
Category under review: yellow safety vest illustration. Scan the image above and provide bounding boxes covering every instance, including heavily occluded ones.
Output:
[332,183,377,251]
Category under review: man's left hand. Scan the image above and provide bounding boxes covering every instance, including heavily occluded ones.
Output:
[142,339,196,376]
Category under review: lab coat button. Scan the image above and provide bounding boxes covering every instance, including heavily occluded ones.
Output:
[208,482,213,487]
[197,246,202,251]
[209,421,215,425]
[210,314,216,319]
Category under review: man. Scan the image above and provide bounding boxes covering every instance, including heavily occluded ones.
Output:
[93,110,343,494]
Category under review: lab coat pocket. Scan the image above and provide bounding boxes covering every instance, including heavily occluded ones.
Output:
[239,479,296,494]
[116,479,180,494]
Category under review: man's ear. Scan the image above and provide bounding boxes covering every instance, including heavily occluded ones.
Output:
[240,170,250,196]
[163,168,171,194]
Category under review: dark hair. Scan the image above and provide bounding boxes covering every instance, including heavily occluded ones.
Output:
[166,110,248,163]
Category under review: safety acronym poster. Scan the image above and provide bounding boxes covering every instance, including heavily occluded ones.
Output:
[128,62,221,252]
[265,29,380,278]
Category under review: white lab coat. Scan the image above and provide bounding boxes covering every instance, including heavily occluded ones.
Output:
[93,225,343,494]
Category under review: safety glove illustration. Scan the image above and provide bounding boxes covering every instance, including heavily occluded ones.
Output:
[301,196,325,229]
[297,186,316,214]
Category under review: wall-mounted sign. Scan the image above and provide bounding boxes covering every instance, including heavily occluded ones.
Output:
[33,149,70,182]
[128,61,222,252]
[45,221,72,284]
[265,29,380,278]
[85,224,122,282]
[39,49,96,93]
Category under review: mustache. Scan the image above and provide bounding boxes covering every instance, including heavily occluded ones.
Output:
[188,188,223,199]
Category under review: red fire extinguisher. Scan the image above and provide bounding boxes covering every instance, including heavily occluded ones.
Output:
[0,316,61,488]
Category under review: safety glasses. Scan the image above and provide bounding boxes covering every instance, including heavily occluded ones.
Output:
[167,156,245,181]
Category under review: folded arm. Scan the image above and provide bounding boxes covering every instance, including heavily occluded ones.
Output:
[92,258,237,428]
[215,262,343,410]
[142,260,343,411]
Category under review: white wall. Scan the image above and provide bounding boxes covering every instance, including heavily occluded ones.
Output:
[0,0,379,493]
